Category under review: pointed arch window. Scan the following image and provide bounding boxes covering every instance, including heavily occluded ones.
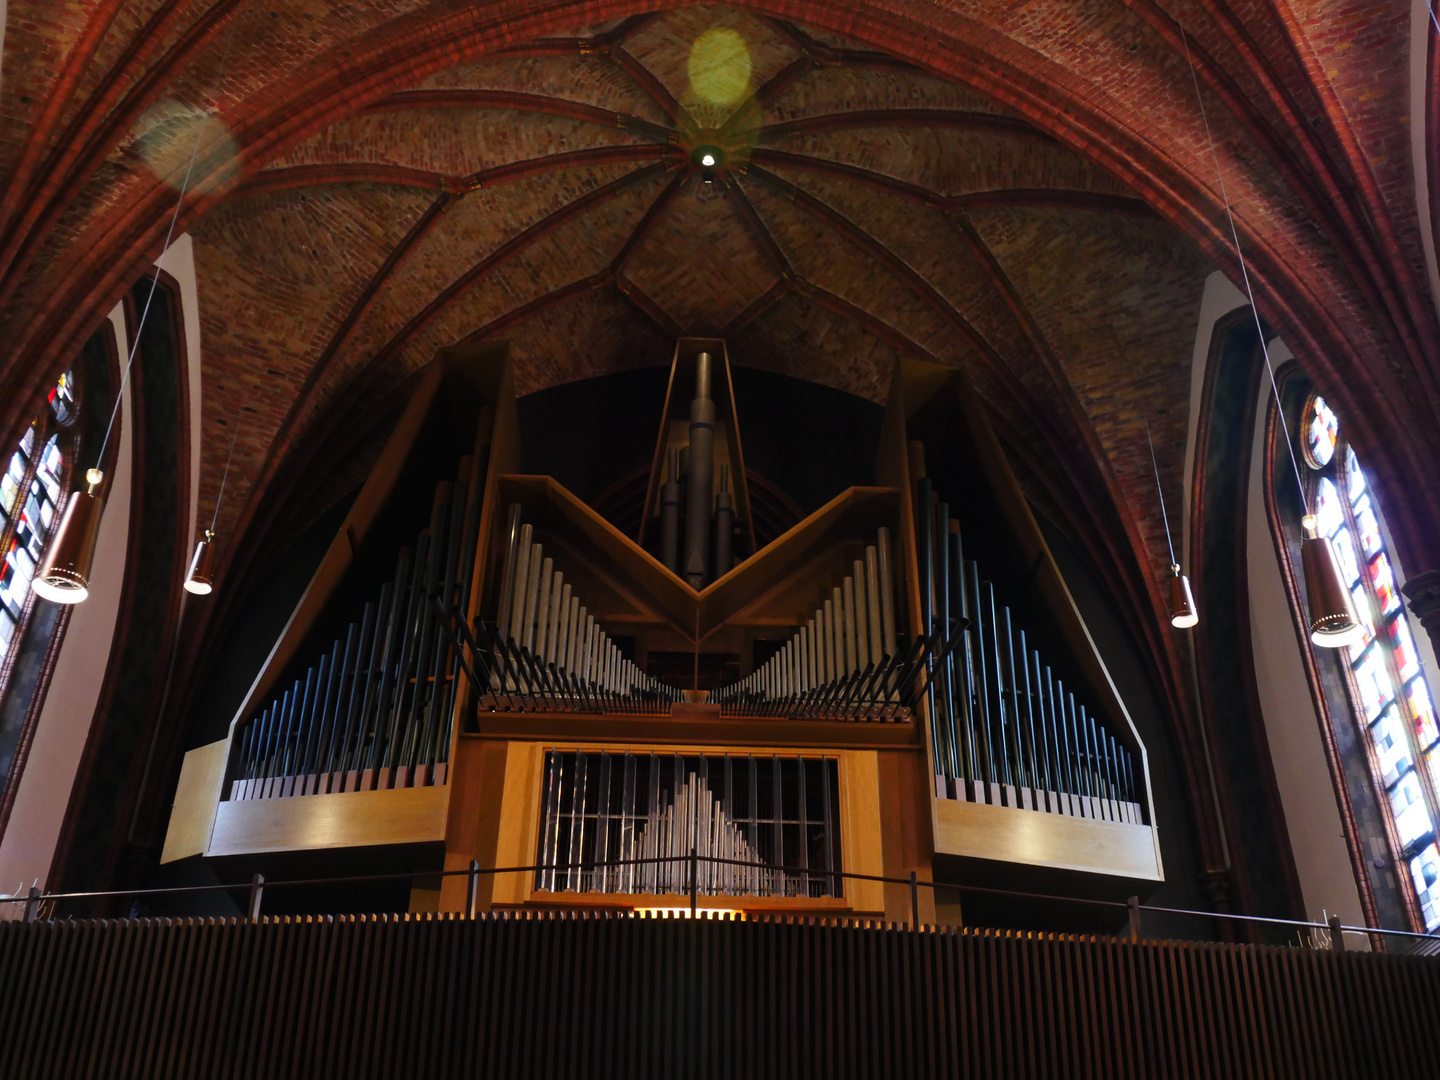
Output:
[1293,392,1440,931]
[0,372,78,672]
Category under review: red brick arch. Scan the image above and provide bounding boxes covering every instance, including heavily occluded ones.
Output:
[0,1,1435,586]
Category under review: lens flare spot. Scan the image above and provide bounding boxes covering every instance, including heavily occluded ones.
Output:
[688,28,751,107]
[131,102,241,196]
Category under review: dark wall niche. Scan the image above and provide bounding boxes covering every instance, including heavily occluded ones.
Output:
[1035,513,1215,939]
[515,365,885,520]
[1195,315,1308,931]
[58,280,184,897]
[518,367,670,506]
[729,366,882,516]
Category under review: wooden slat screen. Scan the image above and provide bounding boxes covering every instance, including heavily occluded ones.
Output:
[2,912,1437,1078]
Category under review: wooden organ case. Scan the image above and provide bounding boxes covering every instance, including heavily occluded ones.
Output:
[163,343,1162,924]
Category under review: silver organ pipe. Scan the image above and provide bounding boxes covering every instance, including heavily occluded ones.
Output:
[230,461,484,801]
[711,530,924,722]
[917,481,1145,825]
[466,504,684,715]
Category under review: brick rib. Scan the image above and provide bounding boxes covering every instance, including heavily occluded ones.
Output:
[236,144,679,198]
[361,89,675,144]
[749,148,1156,217]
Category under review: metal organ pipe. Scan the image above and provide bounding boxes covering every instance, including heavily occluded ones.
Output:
[713,463,733,580]
[660,448,681,574]
[683,352,715,589]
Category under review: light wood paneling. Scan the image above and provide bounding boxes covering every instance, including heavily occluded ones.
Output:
[207,785,449,857]
[934,797,1163,881]
[839,751,884,914]
[490,742,544,906]
[158,739,227,863]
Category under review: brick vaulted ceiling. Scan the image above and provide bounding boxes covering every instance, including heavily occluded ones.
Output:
[0,3,1433,787]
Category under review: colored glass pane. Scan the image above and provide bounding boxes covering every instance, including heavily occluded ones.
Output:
[1349,584,1375,649]
[1353,644,1396,720]
[1333,526,1362,586]
[1369,553,1401,615]
[0,472,16,517]
[1345,447,1366,503]
[1316,478,1344,538]
[19,427,33,457]
[1391,770,1435,850]
[35,435,60,504]
[1304,395,1339,468]
[1390,618,1420,681]
[1353,495,1383,558]
[0,609,12,649]
[1412,843,1440,931]
[47,369,74,424]
[1371,706,1413,788]
[1409,679,1439,748]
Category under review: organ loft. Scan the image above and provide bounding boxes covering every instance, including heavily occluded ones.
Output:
[161,339,1162,921]
[2,4,1437,1074]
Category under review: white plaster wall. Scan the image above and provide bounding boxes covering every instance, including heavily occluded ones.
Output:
[153,234,204,554]
[1181,274,1367,934]
[0,303,133,909]
[1243,339,1367,933]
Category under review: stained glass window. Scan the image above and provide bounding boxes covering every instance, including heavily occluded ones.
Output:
[1303,394,1339,468]
[0,373,77,690]
[1293,392,1440,931]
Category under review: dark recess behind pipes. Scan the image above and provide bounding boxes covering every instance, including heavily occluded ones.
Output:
[516,364,883,516]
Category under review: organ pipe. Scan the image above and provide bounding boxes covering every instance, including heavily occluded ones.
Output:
[683,352,715,589]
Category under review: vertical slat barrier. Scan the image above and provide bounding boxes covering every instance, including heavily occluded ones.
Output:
[1,915,1438,1078]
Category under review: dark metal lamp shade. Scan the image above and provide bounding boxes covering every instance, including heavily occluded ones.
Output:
[1301,532,1363,648]
[184,530,216,595]
[1168,565,1198,628]
[31,489,105,604]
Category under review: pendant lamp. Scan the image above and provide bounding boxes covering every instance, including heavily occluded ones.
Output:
[31,468,106,603]
[30,53,227,607]
[1144,416,1198,630]
[185,420,239,597]
[184,529,216,594]
[1300,514,1363,648]
[1178,22,1352,648]
[1168,564,1199,629]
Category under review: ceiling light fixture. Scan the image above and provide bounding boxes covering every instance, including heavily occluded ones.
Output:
[185,419,240,596]
[1175,19,1358,647]
[700,152,716,168]
[33,21,238,606]
[1143,414,1198,629]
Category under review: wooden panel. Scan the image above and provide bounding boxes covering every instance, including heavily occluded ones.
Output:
[207,784,449,856]
[697,487,900,637]
[469,713,917,748]
[158,739,227,864]
[839,751,885,914]
[490,741,544,906]
[494,477,903,646]
[439,739,510,912]
[934,796,1163,881]
[4,913,1437,1078]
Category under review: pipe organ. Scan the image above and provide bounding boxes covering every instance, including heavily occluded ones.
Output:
[163,343,1162,923]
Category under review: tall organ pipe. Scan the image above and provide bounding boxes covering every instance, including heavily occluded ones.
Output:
[713,463,733,580]
[660,448,681,574]
[683,352,715,589]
